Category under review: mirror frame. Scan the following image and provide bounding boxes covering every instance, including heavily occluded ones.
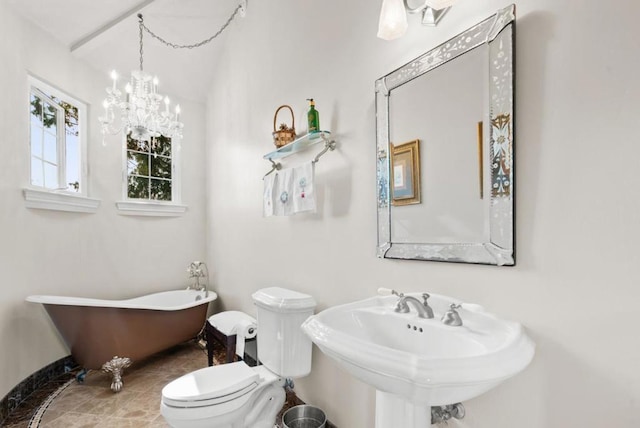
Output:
[376,5,515,266]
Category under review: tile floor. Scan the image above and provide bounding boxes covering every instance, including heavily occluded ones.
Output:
[3,341,312,427]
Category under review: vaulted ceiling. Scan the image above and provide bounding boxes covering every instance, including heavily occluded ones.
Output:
[5,0,243,102]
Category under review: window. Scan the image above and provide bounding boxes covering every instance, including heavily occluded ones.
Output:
[29,77,85,194]
[126,133,173,201]
[117,133,186,216]
[25,76,99,213]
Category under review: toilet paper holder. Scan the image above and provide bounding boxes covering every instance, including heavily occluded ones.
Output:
[205,312,258,366]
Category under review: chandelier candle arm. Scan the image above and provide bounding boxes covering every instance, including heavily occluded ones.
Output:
[110,70,117,90]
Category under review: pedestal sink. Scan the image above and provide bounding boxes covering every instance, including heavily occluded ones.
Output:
[301,292,535,427]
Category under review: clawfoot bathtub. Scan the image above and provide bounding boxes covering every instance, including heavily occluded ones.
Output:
[27,289,217,392]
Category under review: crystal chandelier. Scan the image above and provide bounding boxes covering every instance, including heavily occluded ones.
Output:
[99,14,183,143]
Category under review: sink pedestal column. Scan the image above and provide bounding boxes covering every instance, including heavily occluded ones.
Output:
[375,391,432,428]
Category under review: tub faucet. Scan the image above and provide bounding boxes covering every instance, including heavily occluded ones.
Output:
[187,261,209,298]
[395,293,434,319]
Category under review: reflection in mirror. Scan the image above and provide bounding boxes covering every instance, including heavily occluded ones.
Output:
[390,46,486,244]
[376,5,515,265]
[391,139,421,207]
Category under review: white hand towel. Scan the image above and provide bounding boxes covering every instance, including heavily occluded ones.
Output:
[293,161,316,214]
[263,172,277,217]
[274,167,294,216]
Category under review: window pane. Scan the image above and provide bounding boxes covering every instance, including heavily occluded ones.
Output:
[127,135,150,153]
[31,123,43,157]
[44,162,58,189]
[31,158,43,187]
[128,176,149,199]
[151,135,171,157]
[66,132,80,192]
[30,95,43,125]
[151,155,171,179]
[60,100,79,137]
[150,178,171,201]
[127,151,149,176]
[43,103,57,132]
[43,131,57,164]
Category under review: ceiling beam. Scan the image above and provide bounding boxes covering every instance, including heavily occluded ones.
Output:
[70,0,157,53]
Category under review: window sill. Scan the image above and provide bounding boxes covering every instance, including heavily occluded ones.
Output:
[23,188,100,213]
[116,200,188,217]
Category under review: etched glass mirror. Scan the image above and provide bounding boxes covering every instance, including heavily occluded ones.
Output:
[376,5,515,265]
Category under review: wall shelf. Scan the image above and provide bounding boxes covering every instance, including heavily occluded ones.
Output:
[263,131,336,177]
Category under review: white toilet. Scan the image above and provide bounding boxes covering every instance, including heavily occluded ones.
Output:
[161,287,316,428]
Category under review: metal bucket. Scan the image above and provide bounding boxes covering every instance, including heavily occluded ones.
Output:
[282,405,327,428]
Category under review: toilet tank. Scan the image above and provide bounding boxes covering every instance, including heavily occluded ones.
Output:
[252,287,316,378]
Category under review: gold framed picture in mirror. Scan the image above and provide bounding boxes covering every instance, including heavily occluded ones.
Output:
[391,139,421,206]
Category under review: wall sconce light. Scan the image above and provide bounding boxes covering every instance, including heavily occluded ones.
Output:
[377,0,457,40]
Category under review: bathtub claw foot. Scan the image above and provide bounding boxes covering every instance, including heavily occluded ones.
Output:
[101,356,132,393]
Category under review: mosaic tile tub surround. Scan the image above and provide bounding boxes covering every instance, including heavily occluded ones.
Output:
[0,355,76,426]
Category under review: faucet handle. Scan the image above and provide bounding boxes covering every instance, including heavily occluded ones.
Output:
[442,304,463,326]
[378,287,403,297]
[421,293,431,305]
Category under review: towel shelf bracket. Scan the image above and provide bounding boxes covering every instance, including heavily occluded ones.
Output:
[312,139,337,164]
[263,131,336,178]
[264,159,282,178]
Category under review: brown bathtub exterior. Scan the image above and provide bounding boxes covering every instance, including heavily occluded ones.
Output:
[42,300,208,370]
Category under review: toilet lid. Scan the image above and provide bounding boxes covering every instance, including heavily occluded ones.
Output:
[162,362,259,403]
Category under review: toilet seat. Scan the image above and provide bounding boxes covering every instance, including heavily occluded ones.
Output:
[162,361,259,409]
[161,363,284,426]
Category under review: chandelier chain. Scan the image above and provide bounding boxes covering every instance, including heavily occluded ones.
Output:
[138,14,144,71]
[139,4,243,50]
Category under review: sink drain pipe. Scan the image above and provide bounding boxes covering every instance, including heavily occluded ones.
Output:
[431,403,465,424]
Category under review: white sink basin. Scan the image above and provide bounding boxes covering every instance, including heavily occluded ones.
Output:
[302,293,535,406]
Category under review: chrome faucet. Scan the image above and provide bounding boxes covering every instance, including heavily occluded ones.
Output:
[395,293,434,319]
[187,261,209,298]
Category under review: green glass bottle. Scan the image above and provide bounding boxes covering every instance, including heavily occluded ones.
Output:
[307,98,320,134]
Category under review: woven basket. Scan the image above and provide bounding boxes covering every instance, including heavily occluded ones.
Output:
[272,105,296,148]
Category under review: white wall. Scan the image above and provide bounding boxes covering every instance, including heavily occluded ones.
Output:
[205,0,640,427]
[0,4,207,398]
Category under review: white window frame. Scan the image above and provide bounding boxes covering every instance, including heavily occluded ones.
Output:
[116,133,186,217]
[24,75,99,213]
